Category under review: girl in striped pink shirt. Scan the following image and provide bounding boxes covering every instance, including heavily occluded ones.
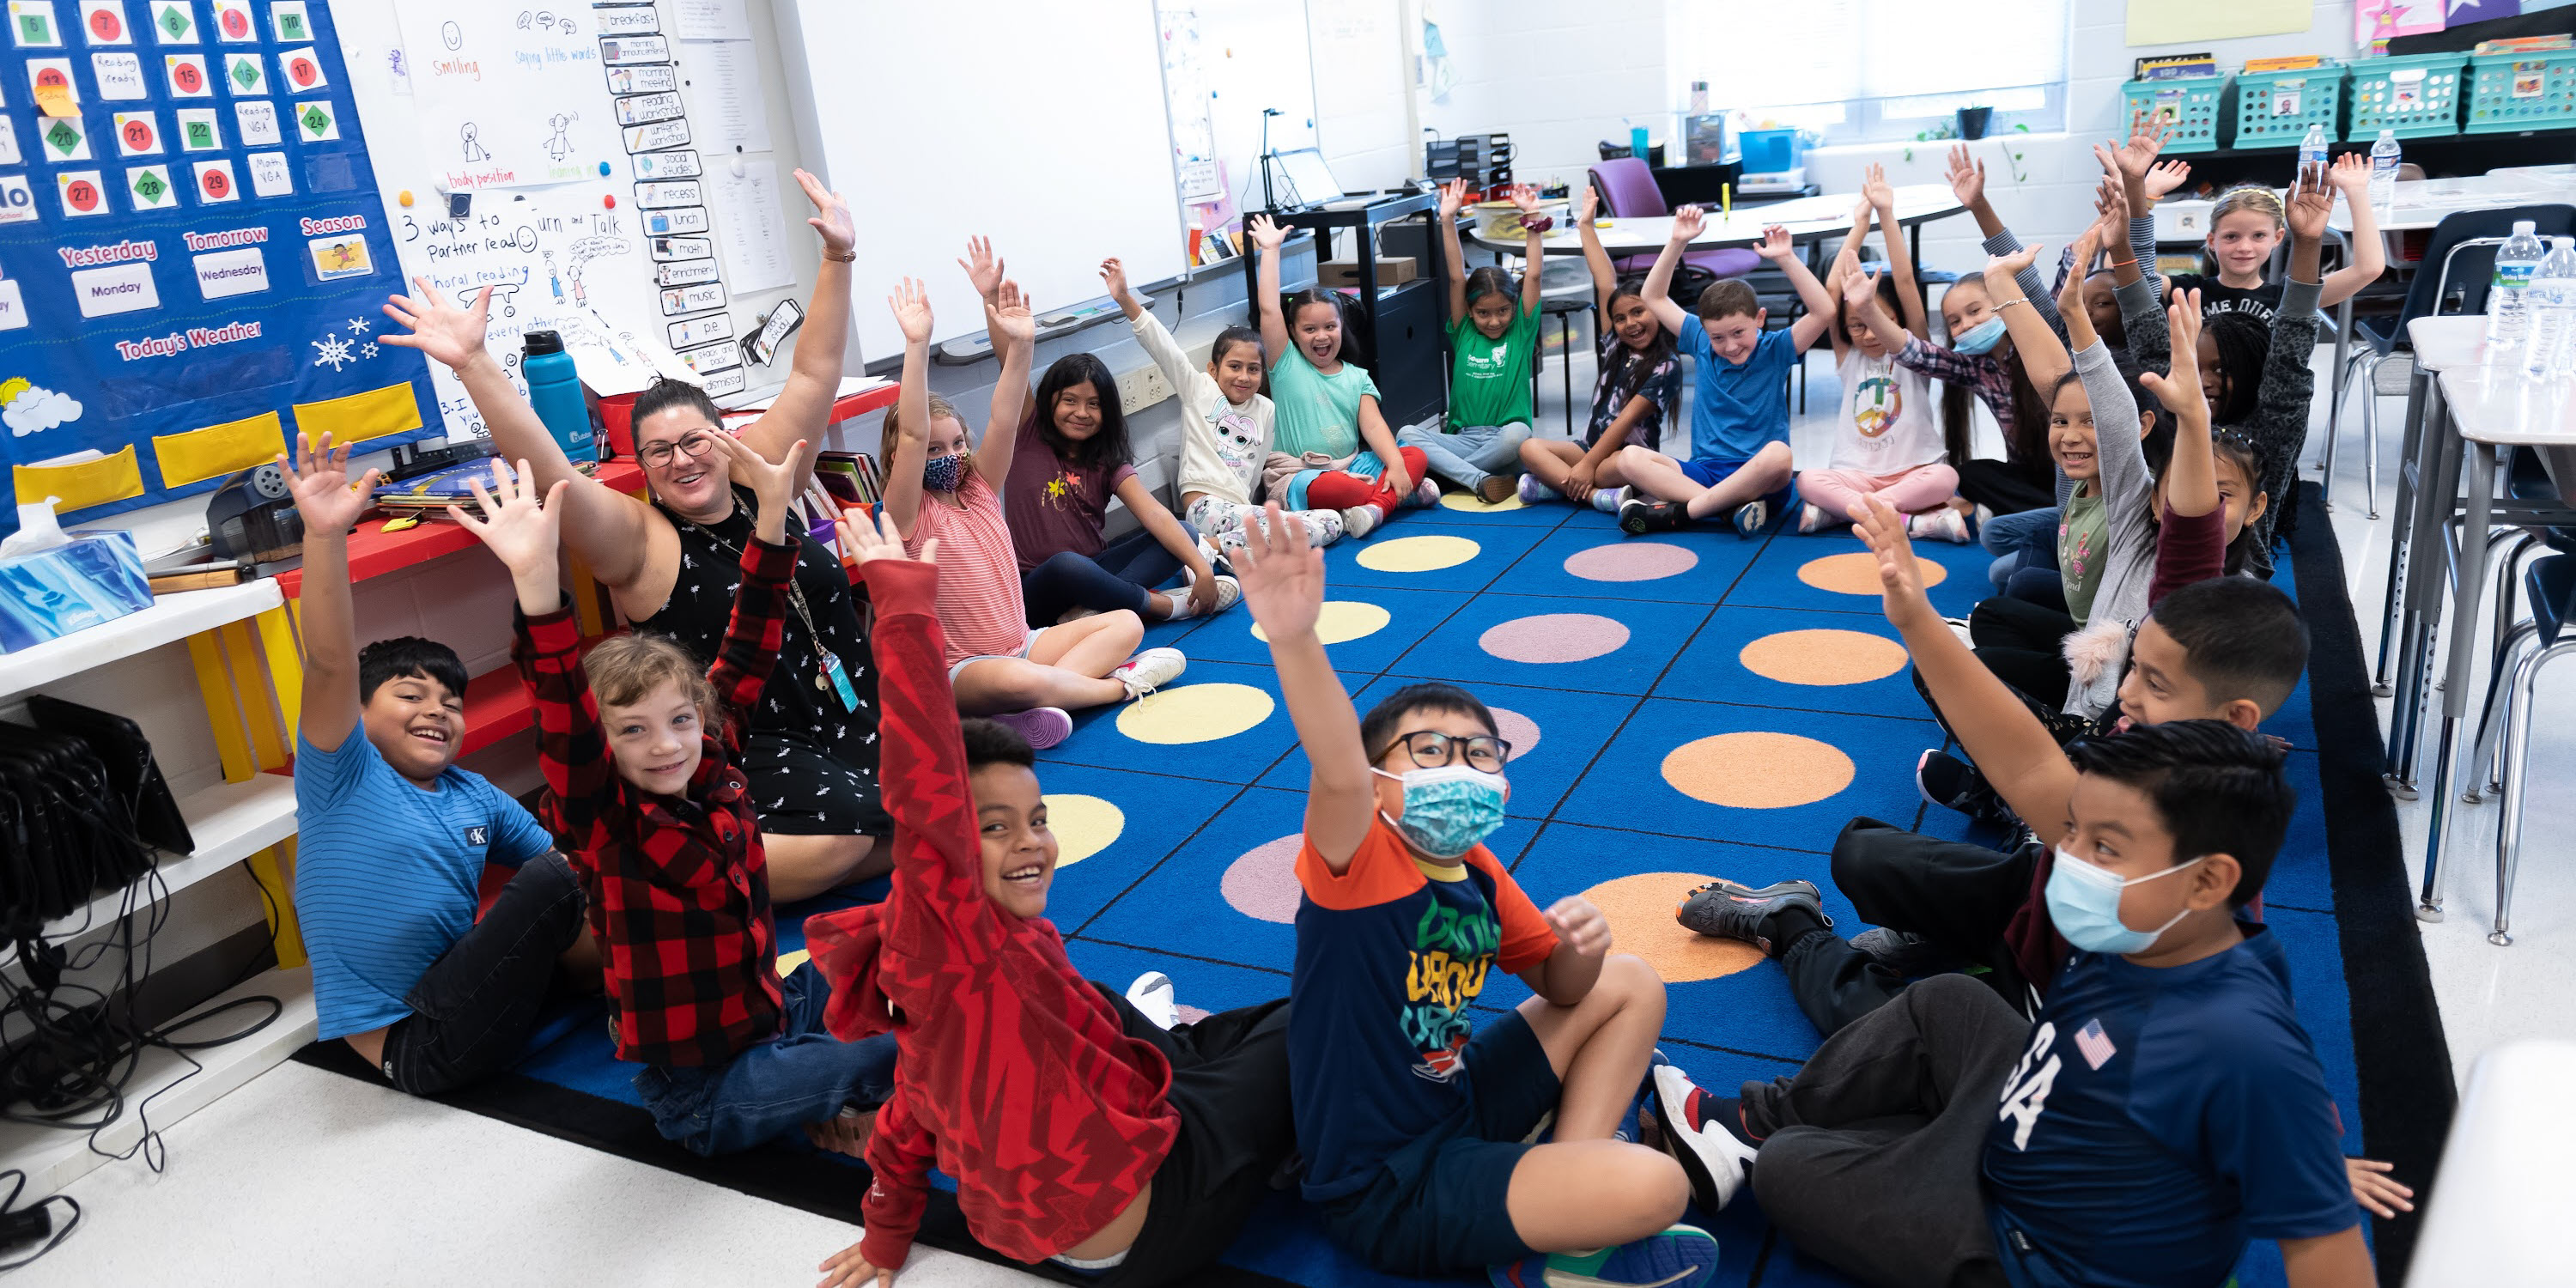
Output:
[881,273,1184,750]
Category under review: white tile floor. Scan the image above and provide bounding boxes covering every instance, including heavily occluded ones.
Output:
[23,334,2572,1284]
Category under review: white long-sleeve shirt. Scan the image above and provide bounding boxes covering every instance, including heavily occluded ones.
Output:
[1130,309,1275,507]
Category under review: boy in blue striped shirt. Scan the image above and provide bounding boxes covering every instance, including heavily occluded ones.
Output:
[283,434,596,1095]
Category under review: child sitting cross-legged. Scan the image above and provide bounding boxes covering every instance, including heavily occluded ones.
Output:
[1235,503,1721,1288]
[804,511,1295,1288]
[1249,213,1434,539]
[1516,184,1681,512]
[883,275,1184,751]
[1653,500,2377,1288]
[1619,214,1836,538]
[1407,178,1542,504]
[472,444,896,1157]
[283,433,595,1095]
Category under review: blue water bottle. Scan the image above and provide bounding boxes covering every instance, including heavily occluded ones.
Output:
[520,330,596,462]
[1631,125,1650,161]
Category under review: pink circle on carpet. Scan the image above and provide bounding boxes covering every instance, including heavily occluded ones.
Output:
[1489,706,1540,760]
[1221,835,1305,923]
[1563,542,1698,582]
[1479,613,1629,663]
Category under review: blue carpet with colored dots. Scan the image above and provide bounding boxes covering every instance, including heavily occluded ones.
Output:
[295,492,2381,1288]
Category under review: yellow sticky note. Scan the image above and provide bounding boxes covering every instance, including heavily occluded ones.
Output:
[33,85,73,118]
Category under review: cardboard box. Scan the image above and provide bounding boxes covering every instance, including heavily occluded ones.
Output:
[1319,257,1418,288]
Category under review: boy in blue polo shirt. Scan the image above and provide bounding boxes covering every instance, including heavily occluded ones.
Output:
[1618,210,1837,538]
[1646,501,2370,1288]
[282,434,595,1096]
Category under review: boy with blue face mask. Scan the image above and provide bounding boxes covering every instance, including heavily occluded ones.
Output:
[1643,498,2374,1288]
[1233,504,1722,1288]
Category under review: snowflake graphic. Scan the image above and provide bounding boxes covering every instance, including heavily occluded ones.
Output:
[361,343,380,359]
[347,317,371,334]
[312,333,355,371]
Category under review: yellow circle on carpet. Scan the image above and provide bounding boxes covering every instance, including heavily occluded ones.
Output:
[1116,682,1276,744]
[1042,793,1125,868]
[1739,629,1909,686]
[775,948,810,977]
[1580,872,1765,983]
[1357,534,1480,572]
[1797,550,1947,596]
[1441,489,1525,513]
[1251,600,1391,645]
[1662,732,1855,809]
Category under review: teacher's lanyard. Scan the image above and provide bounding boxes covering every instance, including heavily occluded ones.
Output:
[683,521,858,710]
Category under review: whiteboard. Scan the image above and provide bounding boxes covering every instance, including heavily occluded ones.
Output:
[777,0,1188,361]
[1160,1,1320,223]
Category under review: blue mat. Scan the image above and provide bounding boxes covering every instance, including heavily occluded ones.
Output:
[299,490,2409,1287]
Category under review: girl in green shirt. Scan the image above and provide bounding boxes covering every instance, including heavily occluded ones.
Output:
[1400,179,1545,503]
[1249,214,1431,540]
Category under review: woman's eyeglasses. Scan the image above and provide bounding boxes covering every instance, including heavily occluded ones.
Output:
[1385,730,1510,772]
[638,431,719,469]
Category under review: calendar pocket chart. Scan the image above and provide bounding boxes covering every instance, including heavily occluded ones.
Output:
[0,0,433,530]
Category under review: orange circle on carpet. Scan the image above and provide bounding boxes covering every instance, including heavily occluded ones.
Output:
[1661,732,1855,808]
[1738,629,1909,686]
[1578,872,1765,983]
[1797,551,1947,596]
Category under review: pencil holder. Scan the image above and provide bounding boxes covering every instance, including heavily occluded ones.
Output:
[2121,75,2227,153]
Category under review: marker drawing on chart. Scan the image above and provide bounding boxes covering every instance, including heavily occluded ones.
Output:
[563,234,629,307]
[544,250,563,301]
[461,123,489,163]
[441,21,463,50]
[544,113,575,162]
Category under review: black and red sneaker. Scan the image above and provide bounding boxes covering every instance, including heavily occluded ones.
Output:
[1645,1063,1762,1213]
[1674,878,1831,956]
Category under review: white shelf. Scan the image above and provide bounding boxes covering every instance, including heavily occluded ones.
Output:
[0,964,316,1202]
[0,578,283,704]
[11,775,296,963]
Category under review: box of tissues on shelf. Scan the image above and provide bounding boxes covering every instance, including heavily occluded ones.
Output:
[0,507,153,653]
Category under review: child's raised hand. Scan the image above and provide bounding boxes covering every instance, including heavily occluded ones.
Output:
[278,433,380,537]
[708,430,810,522]
[1504,183,1542,215]
[1233,501,1325,645]
[2139,289,2207,413]
[2346,1158,2415,1219]
[2142,158,2191,200]
[1437,177,1471,217]
[379,277,495,373]
[1541,896,1612,957]
[1668,204,1704,242]
[449,459,568,579]
[957,235,1005,302]
[1984,241,2042,279]
[1247,212,1287,252]
[1753,225,1794,262]
[2285,180,2334,242]
[1576,185,1598,224]
[2109,111,2169,179]
[795,168,856,259]
[1843,264,1880,312]
[991,278,1036,347]
[2328,150,2371,196]
[888,277,933,345]
[838,507,931,569]
[1862,161,1894,212]
[1850,495,1934,631]
[1945,143,1985,208]
[1098,257,1132,304]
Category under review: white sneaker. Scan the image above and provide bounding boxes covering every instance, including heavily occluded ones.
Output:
[1124,971,1179,1030]
[1909,507,1972,544]
[1206,574,1242,613]
[1592,484,1629,514]
[1340,505,1382,539]
[1943,616,1975,647]
[1411,478,1442,508]
[1517,471,1553,505]
[1169,572,1242,618]
[1797,502,1830,534]
[1647,1063,1760,1212]
[1109,647,1187,700]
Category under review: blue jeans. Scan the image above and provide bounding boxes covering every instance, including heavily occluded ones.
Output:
[1981,505,2060,592]
[1399,422,1530,490]
[1020,524,1194,627]
[632,962,898,1157]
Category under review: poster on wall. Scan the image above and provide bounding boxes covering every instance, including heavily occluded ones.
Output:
[2127,0,2314,45]
[2356,0,2446,49]
[389,0,623,192]
[0,0,434,532]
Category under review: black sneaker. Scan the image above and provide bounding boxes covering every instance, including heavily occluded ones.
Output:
[1620,497,1688,536]
[1849,927,1968,977]
[1917,750,2008,825]
[1674,878,1831,955]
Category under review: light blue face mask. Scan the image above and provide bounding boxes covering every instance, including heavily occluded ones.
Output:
[2044,848,2206,955]
[921,453,964,493]
[1374,764,1508,859]
[1952,317,2009,356]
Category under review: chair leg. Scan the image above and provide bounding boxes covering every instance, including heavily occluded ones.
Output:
[2320,358,2348,511]
[2361,356,2383,519]
[2466,618,2541,803]
[2491,639,2576,945]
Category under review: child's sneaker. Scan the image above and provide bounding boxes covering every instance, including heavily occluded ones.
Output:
[1166,569,1242,619]
[989,707,1073,750]
[1517,472,1555,505]
[1488,1225,1719,1288]
[1849,927,1966,977]
[1339,505,1381,540]
[1796,501,1831,534]
[1593,484,1629,514]
[1917,750,2008,825]
[1647,1064,1762,1213]
[1674,878,1831,956]
[1124,971,1179,1030]
[1942,616,1975,647]
[1619,496,1686,536]
[1109,647,1187,700]
[1908,507,1972,544]
[1411,477,1443,508]
[1730,499,1769,538]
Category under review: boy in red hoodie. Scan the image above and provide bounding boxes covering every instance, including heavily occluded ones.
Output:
[805,512,1293,1288]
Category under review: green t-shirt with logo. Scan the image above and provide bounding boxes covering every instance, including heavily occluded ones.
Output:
[1444,302,1539,430]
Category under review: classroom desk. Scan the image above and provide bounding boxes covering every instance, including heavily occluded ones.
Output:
[2409,1040,2576,1281]
[2374,317,2488,708]
[1466,183,1967,264]
[2392,363,2576,927]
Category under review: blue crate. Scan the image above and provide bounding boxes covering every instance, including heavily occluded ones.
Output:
[2464,49,2576,134]
[2346,52,2466,140]
[2233,64,2346,148]
[2123,75,2227,153]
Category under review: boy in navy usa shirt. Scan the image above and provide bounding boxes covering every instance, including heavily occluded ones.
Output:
[1646,502,2369,1288]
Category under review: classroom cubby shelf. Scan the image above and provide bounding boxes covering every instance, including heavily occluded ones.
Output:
[0,580,284,706]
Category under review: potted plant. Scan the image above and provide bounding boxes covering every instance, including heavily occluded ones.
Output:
[1957,105,1993,139]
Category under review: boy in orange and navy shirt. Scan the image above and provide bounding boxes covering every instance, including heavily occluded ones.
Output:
[1233,502,1722,1288]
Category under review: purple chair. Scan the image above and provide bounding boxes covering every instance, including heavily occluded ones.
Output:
[1588,157,1760,281]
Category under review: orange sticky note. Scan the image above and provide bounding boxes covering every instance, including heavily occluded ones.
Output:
[33,85,75,118]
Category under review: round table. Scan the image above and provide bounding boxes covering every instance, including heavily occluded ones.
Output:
[1465,184,1968,258]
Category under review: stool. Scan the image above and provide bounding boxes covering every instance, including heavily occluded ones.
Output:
[1537,296,1591,436]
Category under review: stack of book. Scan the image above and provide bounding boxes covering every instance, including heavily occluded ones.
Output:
[372,455,513,520]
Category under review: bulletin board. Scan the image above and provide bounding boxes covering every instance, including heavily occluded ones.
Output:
[0,0,435,530]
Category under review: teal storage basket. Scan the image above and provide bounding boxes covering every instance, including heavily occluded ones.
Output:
[2346,52,2466,140]
[2233,63,2346,148]
[2464,49,2576,133]
[2123,76,2227,153]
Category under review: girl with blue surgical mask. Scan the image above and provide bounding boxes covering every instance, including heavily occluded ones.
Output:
[1889,270,2061,520]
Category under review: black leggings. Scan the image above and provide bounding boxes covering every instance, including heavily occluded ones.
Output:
[1968,595,2078,712]
[1955,458,2056,516]
[1021,525,1194,627]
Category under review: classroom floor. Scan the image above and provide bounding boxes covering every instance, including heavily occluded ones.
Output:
[24,333,2572,1286]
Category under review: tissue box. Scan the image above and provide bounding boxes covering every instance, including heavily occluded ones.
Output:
[0,531,154,653]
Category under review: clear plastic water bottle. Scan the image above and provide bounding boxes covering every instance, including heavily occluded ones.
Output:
[2369,129,2401,221]
[2523,237,2576,380]
[2488,220,2547,352]
[2298,123,2330,192]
